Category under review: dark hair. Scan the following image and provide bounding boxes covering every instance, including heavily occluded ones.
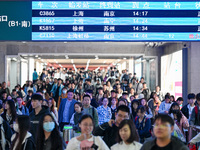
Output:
[118,99,128,106]
[36,113,63,150]
[11,115,31,150]
[28,90,33,94]
[177,97,183,101]
[83,94,91,100]
[196,93,200,101]
[168,102,182,123]
[154,114,174,126]
[140,98,150,114]
[131,100,139,111]
[170,95,175,102]
[136,105,146,114]
[117,119,139,144]
[43,99,49,105]
[86,89,93,94]
[149,92,156,100]
[116,105,130,115]
[67,89,74,93]
[165,94,170,100]
[78,114,95,132]
[3,100,17,123]
[188,93,196,99]
[32,94,43,101]
[74,102,83,111]
[48,98,55,113]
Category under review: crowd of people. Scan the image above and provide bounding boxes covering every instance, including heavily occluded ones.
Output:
[0,66,199,150]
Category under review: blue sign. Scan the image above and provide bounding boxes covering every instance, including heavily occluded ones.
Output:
[1,1,200,41]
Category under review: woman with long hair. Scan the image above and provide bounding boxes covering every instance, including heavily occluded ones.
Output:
[131,100,139,120]
[67,114,109,150]
[11,115,35,150]
[168,102,189,134]
[1,99,17,129]
[140,98,153,119]
[148,92,161,117]
[110,97,118,119]
[111,119,142,150]
[48,98,58,121]
[36,113,65,150]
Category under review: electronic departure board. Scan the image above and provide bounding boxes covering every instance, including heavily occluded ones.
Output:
[1,0,200,41]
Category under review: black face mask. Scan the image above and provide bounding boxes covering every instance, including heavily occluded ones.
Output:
[171,109,180,114]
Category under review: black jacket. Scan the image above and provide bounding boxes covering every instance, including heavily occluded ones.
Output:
[29,106,50,141]
[11,132,35,150]
[93,122,118,148]
[181,104,189,119]
[141,136,189,150]
[21,136,35,150]
[0,116,13,150]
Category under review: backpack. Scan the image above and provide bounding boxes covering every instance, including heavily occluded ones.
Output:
[135,116,148,129]
[135,116,152,135]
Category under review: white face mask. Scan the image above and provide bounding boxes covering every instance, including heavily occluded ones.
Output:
[13,123,19,132]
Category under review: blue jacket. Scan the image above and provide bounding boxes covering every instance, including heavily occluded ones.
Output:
[50,84,64,97]
[32,71,38,80]
[134,116,151,139]
[58,98,76,123]
[18,105,29,115]
[158,101,172,114]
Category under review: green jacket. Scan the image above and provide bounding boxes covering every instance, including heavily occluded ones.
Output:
[83,105,99,127]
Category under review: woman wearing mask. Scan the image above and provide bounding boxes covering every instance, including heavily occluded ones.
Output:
[66,114,109,150]
[1,99,17,130]
[11,115,35,150]
[36,113,65,150]
[111,119,142,150]
[168,102,189,134]
[57,87,68,110]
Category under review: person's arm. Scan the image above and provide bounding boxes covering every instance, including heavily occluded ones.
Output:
[93,122,111,136]
[181,114,189,129]
[189,108,195,125]
[146,108,153,119]
[70,113,75,125]
[190,133,200,145]
[158,102,165,113]
[25,107,29,115]
[66,138,78,150]
[94,108,99,127]
[3,120,13,144]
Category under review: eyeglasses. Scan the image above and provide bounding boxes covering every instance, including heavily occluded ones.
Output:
[153,124,171,129]
[82,124,93,127]
[117,114,129,119]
